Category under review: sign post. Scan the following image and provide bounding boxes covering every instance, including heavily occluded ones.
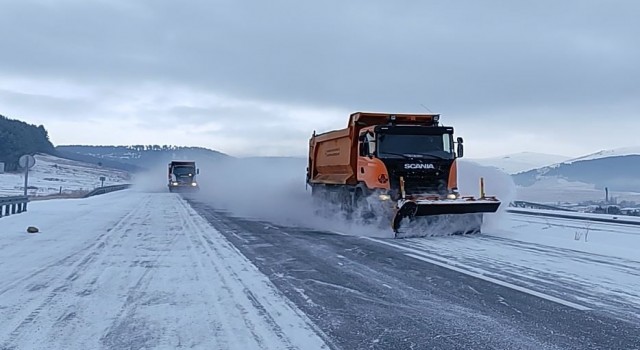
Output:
[19,155,36,197]
[100,176,106,188]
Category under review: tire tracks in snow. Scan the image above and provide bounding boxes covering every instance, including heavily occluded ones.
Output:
[175,197,329,350]
[0,194,328,350]
[389,234,640,323]
[0,197,148,297]
[0,196,152,349]
[99,202,183,349]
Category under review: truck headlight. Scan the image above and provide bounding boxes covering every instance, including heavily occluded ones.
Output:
[191,182,198,187]
[446,193,458,200]
[378,194,391,201]
[172,182,179,186]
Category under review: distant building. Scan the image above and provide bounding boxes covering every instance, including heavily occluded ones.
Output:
[0,162,4,174]
[592,205,622,215]
[621,208,640,216]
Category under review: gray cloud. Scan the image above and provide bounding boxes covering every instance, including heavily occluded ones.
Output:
[0,88,96,119]
[0,0,639,156]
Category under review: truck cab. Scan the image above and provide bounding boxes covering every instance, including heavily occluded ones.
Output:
[355,115,463,201]
[168,161,200,192]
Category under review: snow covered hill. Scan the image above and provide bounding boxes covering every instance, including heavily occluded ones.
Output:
[470,152,570,174]
[513,147,640,201]
[0,154,130,197]
[564,146,640,164]
[57,145,229,171]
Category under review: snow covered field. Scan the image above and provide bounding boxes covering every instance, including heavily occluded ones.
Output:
[0,154,130,197]
[0,191,327,350]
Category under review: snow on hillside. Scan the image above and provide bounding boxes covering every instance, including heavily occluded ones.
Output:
[564,146,640,164]
[0,154,130,197]
[471,152,570,174]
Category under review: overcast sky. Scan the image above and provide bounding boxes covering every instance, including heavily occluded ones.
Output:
[1,0,638,158]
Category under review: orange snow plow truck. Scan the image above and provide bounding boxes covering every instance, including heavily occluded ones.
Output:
[307,112,500,237]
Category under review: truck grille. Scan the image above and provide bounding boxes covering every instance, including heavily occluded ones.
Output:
[176,176,193,184]
[400,173,447,195]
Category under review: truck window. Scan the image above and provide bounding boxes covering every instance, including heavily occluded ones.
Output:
[359,133,376,156]
[173,166,196,176]
[443,134,453,155]
[378,133,454,159]
[367,134,376,156]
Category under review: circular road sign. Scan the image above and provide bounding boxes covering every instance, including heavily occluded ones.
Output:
[19,154,36,169]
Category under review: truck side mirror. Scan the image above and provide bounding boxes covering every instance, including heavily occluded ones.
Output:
[197,169,200,175]
[457,143,464,158]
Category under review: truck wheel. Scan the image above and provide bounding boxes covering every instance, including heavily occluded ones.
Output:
[311,184,321,198]
[354,190,375,221]
[340,188,353,215]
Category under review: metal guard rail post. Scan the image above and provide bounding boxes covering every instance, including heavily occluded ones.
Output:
[0,196,29,218]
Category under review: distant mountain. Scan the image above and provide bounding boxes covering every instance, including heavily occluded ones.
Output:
[0,114,55,171]
[56,145,230,171]
[563,147,640,164]
[471,152,570,174]
[513,148,640,192]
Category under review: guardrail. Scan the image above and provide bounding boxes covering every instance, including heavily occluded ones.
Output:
[506,208,640,226]
[84,184,132,198]
[0,195,29,218]
[511,200,576,212]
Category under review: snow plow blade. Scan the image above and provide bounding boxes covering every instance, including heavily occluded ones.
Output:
[392,198,501,236]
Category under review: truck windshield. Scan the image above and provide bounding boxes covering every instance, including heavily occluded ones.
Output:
[378,134,454,159]
[173,166,195,176]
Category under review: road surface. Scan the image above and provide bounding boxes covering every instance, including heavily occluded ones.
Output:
[189,199,640,350]
[1,191,639,349]
[0,192,328,350]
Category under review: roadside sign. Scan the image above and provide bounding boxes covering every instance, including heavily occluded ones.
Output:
[19,155,36,169]
[19,154,36,197]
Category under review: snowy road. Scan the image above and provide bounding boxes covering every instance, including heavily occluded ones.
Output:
[189,199,640,350]
[2,191,640,349]
[0,192,328,350]
[382,234,640,323]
